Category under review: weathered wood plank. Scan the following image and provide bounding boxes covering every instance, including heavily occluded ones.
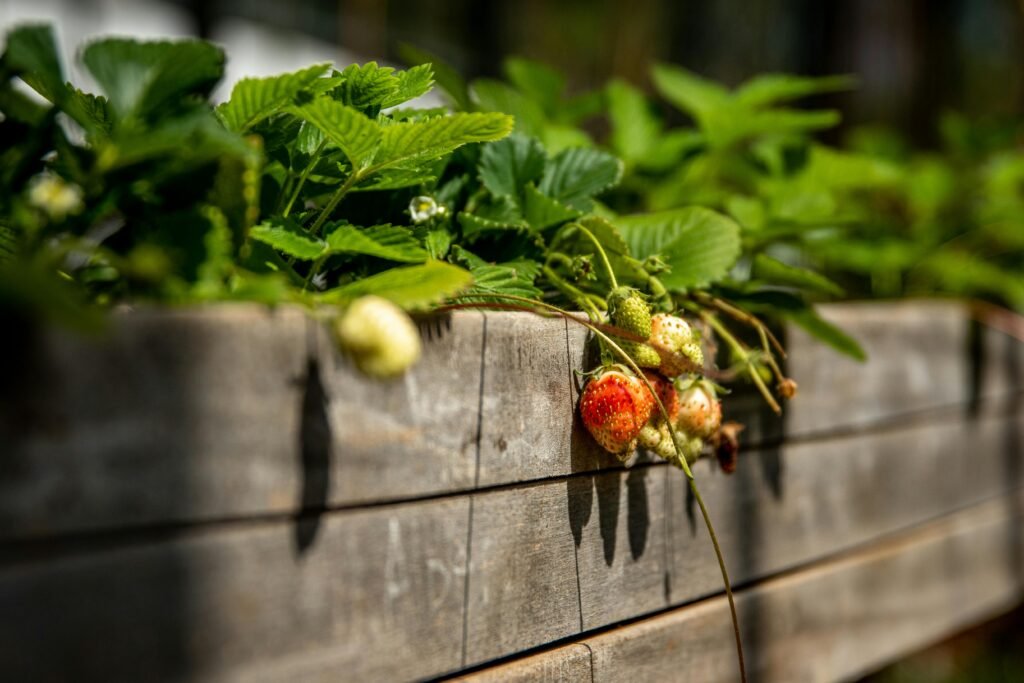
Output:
[742,300,972,444]
[3,301,1019,542]
[574,465,672,629]
[0,498,470,683]
[315,310,485,503]
[0,305,309,540]
[665,409,1024,605]
[464,480,582,666]
[474,313,576,487]
[583,491,1024,682]
[461,409,1023,667]
[445,644,593,683]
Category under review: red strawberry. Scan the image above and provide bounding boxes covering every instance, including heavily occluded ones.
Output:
[676,381,722,439]
[580,368,655,455]
[642,370,679,423]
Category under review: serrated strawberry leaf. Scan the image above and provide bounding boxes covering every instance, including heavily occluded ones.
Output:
[616,207,741,290]
[291,95,381,170]
[523,183,580,230]
[324,223,428,262]
[538,147,623,210]
[320,260,473,310]
[249,218,326,260]
[81,37,224,121]
[478,134,546,199]
[217,63,330,133]
[372,111,513,171]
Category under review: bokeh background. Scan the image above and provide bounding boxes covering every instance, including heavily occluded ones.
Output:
[4,0,1024,146]
[3,1,1022,680]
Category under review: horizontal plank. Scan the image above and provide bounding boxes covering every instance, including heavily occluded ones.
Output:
[0,497,470,683]
[454,490,1024,682]
[447,644,593,683]
[464,408,1023,666]
[315,310,485,503]
[4,300,1021,541]
[0,409,1020,681]
[0,305,310,540]
[584,491,1024,682]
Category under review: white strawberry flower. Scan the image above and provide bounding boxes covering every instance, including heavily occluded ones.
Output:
[27,173,84,221]
[409,195,440,223]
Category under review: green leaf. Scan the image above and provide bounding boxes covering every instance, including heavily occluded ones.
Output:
[786,307,866,361]
[616,207,741,290]
[478,134,546,199]
[751,254,844,296]
[4,24,65,103]
[606,79,661,162]
[81,37,224,120]
[398,44,471,110]
[651,64,730,118]
[249,218,326,260]
[64,86,113,135]
[323,260,473,310]
[504,57,565,112]
[458,195,530,240]
[734,73,856,107]
[324,223,428,262]
[465,261,543,299]
[334,62,399,111]
[471,79,546,138]
[523,183,580,230]
[217,63,330,132]
[381,63,434,108]
[372,111,513,170]
[538,147,623,210]
[292,96,381,170]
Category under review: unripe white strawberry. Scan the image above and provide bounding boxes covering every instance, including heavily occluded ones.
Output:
[676,381,722,439]
[649,313,703,377]
[335,296,422,378]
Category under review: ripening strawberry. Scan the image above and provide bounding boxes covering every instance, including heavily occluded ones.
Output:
[649,313,704,377]
[676,381,722,440]
[642,370,679,423]
[580,368,655,455]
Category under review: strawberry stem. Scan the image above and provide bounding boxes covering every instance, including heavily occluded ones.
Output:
[698,309,782,416]
[443,292,747,683]
[570,222,618,290]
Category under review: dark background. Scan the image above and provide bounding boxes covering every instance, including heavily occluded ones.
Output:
[167,0,1024,146]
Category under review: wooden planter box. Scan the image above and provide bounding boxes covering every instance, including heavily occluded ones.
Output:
[1,301,1022,681]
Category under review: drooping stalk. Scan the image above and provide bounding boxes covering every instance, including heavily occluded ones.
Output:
[442,293,747,683]
[698,309,781,415]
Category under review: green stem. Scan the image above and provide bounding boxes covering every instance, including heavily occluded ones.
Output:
[701,310,781,415]
[571,223,618,290]
[541,264,606,317]
[308,170,361,237]
[283,138,328,218]
[444,292,747,683]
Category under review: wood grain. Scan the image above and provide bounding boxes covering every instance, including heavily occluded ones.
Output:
[0,498,470,683]
[2,301,1020,541]
[0,305,309,540]
[315,310,485,503]
[584,491,1024,682]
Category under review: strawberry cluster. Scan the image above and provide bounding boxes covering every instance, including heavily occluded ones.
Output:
[579,287,735,472]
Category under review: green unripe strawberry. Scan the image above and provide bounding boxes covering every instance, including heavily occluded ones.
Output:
[608,287,652,338]
[619,340,662,368]
[637,422,662,451]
